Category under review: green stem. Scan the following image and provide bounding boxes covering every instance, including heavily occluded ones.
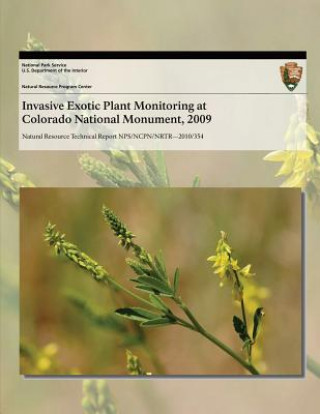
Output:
[106,275,196,332]
[106,271,259,375]
[233,269,252,361]
[105,277,154,308]
[233,270,248,327]
[174,297,259,376]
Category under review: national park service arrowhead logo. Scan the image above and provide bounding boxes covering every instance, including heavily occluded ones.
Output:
[280,62,303,91]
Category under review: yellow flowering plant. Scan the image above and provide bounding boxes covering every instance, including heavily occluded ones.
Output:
[207,231,264,364]
[20,341,80,375]
[44,208,264,375]
[264,109,320,207]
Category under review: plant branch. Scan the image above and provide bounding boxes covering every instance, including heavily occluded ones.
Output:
[104,277,154,308]
[45,216,261,376]
[233,270,248,328]
[174,296,259,375]
[232,269,252,361]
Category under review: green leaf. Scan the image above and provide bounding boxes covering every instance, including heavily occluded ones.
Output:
[134,275,174,296]
[192,175,201,187]
[155,151,169,185]
[88,314,127,332]
[141,317,174,327]
[149,294,169,312]
[143,152,165,187]
[233,315,250,342]
[173,268,180,294]
[135,285,158,294]
[115,307,159,323]
[154,251,167,280]
[252,307,265,342]
[66,292,127,333]
[242,338,252,353]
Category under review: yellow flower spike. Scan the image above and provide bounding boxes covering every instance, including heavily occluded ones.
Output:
[42,342,58,357]
[36,356,52,372]
[264,118,320,206]
[208,232,268,370]
[208,232,256,288]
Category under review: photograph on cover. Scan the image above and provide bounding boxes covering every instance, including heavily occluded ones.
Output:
[20,187,303,376]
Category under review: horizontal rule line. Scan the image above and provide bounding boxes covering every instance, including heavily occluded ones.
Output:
[19,92,307,95]
[19,51,307,59]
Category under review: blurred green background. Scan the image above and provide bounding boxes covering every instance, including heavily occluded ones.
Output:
[20,187,302,375]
